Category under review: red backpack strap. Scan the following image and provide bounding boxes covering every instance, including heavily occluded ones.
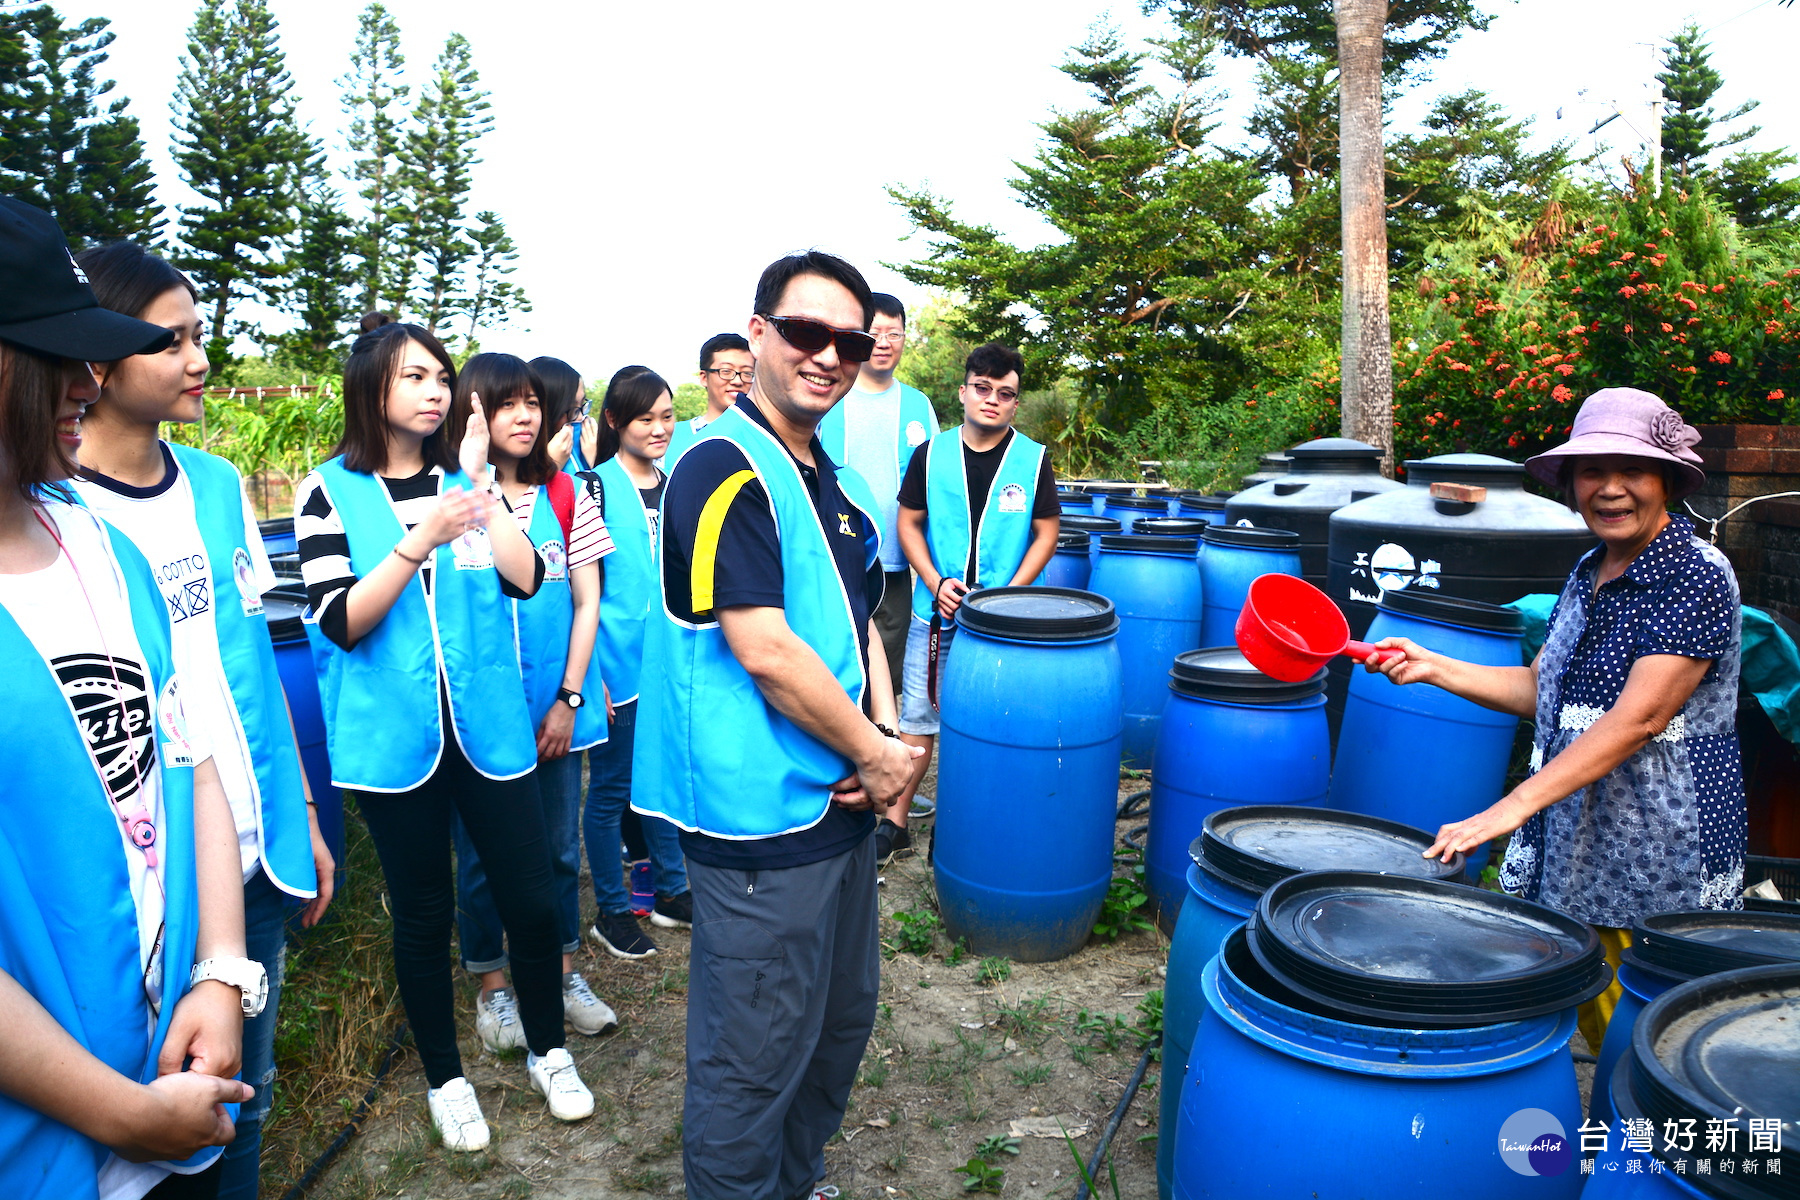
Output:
[548,469,575,544]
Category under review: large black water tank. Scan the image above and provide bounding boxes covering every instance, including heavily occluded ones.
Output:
[1223,439,1404,587]
[1321,452,1595,731]
[1239,451,1291,490]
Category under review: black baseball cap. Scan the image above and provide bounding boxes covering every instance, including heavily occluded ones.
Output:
[0,196,174,360]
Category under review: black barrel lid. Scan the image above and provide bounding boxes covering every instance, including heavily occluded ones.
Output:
[957,586,1119,642]
[263,584,308,642]
[1197,805,1464,893]
[1056,530,1089,552]
[1287,437,1382,473]
[1633,910,1800,978]
[1057,486,1090,500]
[1629,964,1800,1191]
[1201,523,1302,549]
[1098,533,1198,553]
[1176,493,1229,511]
[1076,480,1139,495]
[257,516,295,538]
[1169,648,1324,703]
[1249,870,1611,1026]
[1378,588,1526,634]
[1618,944,1696,988]
[1402,453,1528,487]
[1060,514,1122,533]
[1103,495,1168,512]
[1133,517,1210,537]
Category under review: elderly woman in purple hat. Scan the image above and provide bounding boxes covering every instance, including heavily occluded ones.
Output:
[1367,387,1745,1050]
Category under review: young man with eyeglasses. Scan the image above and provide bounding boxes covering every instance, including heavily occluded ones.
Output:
[635,251,921,1200]
[885,342,1059,863]
[815,294,937,713]
[664,332,753,468]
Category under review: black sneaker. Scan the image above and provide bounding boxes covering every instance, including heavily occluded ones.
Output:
[650,890,693,929]
[590,910,657,960]
[874,819,911,867]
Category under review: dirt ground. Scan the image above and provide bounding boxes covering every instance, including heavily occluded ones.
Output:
[304,783,1167,1200]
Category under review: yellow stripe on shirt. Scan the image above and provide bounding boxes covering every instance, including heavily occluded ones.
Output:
[691,469,758,614]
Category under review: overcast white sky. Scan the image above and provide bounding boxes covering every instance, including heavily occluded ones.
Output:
[56,0,1800,388]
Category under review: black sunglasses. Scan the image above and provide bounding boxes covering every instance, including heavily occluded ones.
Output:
[757,314,876,364]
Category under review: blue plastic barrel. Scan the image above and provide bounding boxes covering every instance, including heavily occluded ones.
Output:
[1079,482,1138,518]
[1589,952,1685,1127]
[934,588,1122,962]
[1101,495,1167,525]
[1328,590,1525,877]
[263,585,345,878]
[1041,531,1090,590]
[258,516,297,556]
[1059,514,1120,572]
[1133,517,1210,540]
[1088,535,1203,769]
[1057,487,1091,517]
[1197,524,1302,648]
[1145,649,1328,925]
[1176,494,1228,525]
[1172,927,1584,1200]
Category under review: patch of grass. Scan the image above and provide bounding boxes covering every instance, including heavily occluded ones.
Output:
[1074,1007,1131,1052]
[954,1156,1007,1193]
[259,812,406,1194]
[612,1165,671,1192]
[944,936,971,966]
[991,994,1054,1046]
[976,1134,1022,1158]
[976,956,1012,986]
[1093,861,1155,941]
[1010,1061,1053,1087]
[1137,988,1165,1056]
[859,1058,890,1088]
[888,907,942,956]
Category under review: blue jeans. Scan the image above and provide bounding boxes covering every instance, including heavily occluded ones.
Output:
[583,699,687,915]
[454,752,582,970]
[217,867,295,1200]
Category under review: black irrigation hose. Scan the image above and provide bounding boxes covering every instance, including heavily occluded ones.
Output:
[1075,1036,1160,1200]
[1572,1052,1599,1064]
[278,1022,410,1200]
[1117,790,1151,821]
[1123,824,1148,853]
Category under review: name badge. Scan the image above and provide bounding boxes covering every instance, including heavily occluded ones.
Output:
[452,527,495,571]
[997,483,1028,514]
[232,547,264,616]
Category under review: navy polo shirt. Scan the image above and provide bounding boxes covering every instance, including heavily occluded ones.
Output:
[660,395,884,870]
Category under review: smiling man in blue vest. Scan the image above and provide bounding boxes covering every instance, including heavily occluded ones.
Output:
[884,342,1060,863]
[633,250,922,1200]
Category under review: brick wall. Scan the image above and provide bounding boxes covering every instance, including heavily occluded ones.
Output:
[1693,424,1800,623]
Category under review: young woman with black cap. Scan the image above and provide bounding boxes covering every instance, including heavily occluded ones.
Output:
[0,197,259,1197]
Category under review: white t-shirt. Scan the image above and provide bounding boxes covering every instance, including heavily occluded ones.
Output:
[75,445,276,882]
[0,501,205,1200]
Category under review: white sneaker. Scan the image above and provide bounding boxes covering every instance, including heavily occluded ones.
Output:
[528,1046,594,1121]
[428,1076,490,1151]
[562,971,619,1036]
[475,986,526,1052]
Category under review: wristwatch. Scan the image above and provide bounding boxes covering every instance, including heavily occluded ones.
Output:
[189,956,269,1017]
[557,687,585,709]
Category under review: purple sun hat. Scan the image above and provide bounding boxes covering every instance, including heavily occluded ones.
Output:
[1523,387,1705,499]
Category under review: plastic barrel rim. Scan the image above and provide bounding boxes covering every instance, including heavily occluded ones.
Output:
[1098,533,1199,554]
[1630,910,1800,978]
[1376,588,1527,633]
[1201,524,1302,549]
[956,586,1119,642]
[1059,514,1122,533]
[1168,648,1325,704]
[1198,805,1464,892]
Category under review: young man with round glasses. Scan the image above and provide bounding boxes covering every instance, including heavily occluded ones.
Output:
[664,332,753,468]
[815,294,938,712]
[634,250,921,1200]
[886,342,1059,863]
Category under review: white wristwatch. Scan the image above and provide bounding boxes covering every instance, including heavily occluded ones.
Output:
[189,956,269,1017]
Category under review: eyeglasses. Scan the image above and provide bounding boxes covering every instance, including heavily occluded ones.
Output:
[757,314,876,364]
[704,366,756,384]
[573,398,592,422]
[965,381,1019,404]
[872,331,905,346]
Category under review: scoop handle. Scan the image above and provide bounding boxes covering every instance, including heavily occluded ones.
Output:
[1343,640,1404,665]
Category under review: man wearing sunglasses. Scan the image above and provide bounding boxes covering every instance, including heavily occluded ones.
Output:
[665,332,753,469]
[636,250,922,1200]
[815,294,938,712]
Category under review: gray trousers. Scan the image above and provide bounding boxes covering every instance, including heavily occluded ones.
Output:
[684,834,880,1200]
[873,569,912,697]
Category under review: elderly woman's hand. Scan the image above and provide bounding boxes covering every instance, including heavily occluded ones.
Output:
[1363,636,1442,686]
[1423,792,1538,864]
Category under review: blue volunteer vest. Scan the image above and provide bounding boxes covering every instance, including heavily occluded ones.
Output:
[511,482,607,751]
[165,443,316,896]
[306,458,537,791]
[584,458,657,705]
[0,506,212,1191]
[816,382,937,482]
[662,416,711,471]
[633,407,883,838]
[911,427,1046,620]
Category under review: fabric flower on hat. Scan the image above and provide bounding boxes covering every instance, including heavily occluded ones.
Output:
[1649,408,1700,454]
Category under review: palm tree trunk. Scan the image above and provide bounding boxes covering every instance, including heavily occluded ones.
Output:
[1335,0,1394,473]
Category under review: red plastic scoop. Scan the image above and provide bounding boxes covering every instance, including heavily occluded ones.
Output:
[1234,573,1402,682]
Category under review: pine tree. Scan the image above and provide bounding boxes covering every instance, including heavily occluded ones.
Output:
[172,0,312,365]
[460,211,530,340]
[1657,23,1757,183]
[0,9,162,246]
[339,1,408,315]
[396,32,492,334]
[264,150,359,374]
